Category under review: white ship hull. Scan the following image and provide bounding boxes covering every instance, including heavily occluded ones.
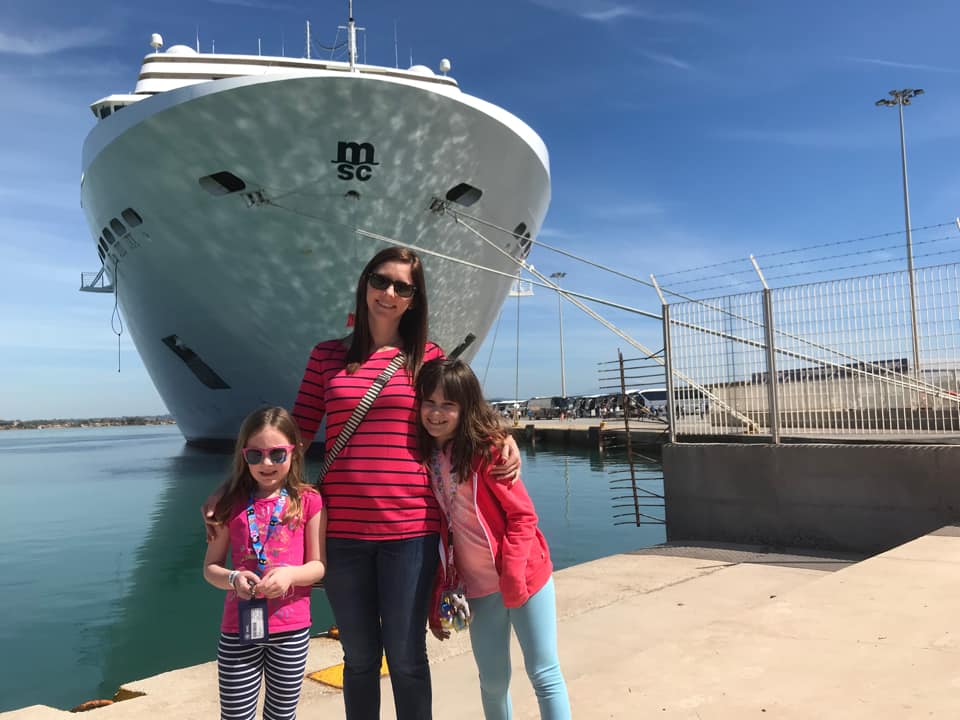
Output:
[81,68,550,442]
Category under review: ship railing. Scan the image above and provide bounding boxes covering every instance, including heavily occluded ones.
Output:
[80,268,114,294]
[661,261,960,440]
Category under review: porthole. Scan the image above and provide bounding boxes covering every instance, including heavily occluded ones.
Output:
[445,182,482,207]
[199,171,247,196]
[102,228,115,245]
[121,208,143,227]
[110,218,127,236]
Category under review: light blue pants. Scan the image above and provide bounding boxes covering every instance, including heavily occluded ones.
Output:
[467,577,571,720]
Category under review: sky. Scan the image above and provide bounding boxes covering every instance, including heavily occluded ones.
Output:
[2,0,960,420]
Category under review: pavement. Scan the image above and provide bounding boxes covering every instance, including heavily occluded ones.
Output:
[8,528,960,719]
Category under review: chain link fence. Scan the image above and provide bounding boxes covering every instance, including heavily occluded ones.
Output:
[665,262,960,439]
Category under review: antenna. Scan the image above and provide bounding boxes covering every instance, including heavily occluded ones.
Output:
[258,37,261,56]
[306,20,311,59]
[195,26,199,53]
[394,21,399,69]
[281,31,285,57]
[211,39,215,53]
[347,0,357,71]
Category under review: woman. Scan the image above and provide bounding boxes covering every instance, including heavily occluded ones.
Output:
[291,245,519,720]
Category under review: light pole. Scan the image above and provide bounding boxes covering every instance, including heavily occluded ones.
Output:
[875,88,923,386]
[550,272,567,399]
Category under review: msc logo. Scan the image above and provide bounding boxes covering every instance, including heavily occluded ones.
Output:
[332,141,379,181]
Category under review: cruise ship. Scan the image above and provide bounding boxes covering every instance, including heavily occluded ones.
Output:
[79,11,551,442]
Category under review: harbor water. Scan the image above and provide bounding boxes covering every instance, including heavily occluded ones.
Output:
[1,425,664,712]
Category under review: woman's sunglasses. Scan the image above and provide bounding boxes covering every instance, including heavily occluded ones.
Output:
[243,445,295,465]
[367,272,416,298]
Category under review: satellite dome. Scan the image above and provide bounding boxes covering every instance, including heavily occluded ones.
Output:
[407,64,435,76]
[166,45,198,55]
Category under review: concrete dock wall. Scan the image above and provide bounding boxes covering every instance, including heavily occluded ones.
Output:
[663,443,960,553]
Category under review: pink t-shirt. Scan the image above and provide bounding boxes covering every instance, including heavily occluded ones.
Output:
[430,447,501,599]
[220,489,323,633]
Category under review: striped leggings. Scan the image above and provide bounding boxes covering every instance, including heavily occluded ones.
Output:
[217,627,311,720]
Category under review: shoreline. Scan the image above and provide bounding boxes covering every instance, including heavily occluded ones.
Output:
[0,416,175,431]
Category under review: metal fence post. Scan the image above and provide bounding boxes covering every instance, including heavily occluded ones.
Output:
[662,304,677,443]
[761,288,781,443]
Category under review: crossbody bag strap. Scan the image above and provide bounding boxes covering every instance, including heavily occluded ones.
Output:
[314,351,406,487]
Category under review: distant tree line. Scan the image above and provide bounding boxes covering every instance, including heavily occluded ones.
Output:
[0,415,175,430]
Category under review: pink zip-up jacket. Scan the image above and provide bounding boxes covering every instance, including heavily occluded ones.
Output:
[429,449,553,629]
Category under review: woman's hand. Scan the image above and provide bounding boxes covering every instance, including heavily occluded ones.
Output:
[256,566,296,599]
[490,435,522,485]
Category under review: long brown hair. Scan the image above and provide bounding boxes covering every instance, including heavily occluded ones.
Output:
[212,406,315,525]
[345,246,429,380]
[415,358,510,482]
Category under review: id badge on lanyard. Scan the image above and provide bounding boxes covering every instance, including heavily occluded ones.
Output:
[238,597,269,643]
[238,489,287,644]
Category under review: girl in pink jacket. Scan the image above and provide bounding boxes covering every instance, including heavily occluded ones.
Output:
[416,359,571,720]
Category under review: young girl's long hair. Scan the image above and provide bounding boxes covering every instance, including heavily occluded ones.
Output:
[345,246,429,379]
[415,358,509,482]
[212,406,313,525]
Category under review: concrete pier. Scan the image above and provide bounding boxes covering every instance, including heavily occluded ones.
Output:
[8,528,960,718]
[509,417,668,451]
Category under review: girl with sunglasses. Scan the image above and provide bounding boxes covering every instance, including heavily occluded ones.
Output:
[203,406,327,720]
[290,245,521,720]
[416,359,570,720]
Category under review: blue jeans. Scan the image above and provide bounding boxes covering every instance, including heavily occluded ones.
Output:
[468,578,571,720]
[324,534,439,720]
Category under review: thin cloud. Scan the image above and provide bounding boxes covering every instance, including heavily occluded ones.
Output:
[0,28,109,56]
[537,227,580,241]
[529,0,708,24]
[592,201,664,219]
[207,0,298,9]
[641,50,691,70]
[847,56,960,74]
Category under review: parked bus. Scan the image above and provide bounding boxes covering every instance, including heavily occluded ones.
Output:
[526,396,564,420]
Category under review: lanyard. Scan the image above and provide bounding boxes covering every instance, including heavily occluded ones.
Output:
[430,447,459,546]
[246,488,288,573]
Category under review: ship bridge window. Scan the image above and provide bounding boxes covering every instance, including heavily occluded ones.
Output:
[121,208,143,227]
[110,218,127,236]
[100,106,112,119]
[445,183,483,207]
[199,171,247,196]
[97,248,106,262]
[102,228,115,245]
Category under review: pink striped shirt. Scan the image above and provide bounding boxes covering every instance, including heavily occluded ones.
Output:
[292,339,444,540]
